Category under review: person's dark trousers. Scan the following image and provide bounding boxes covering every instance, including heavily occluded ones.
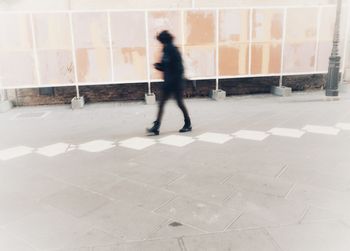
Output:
[156,86,191,125]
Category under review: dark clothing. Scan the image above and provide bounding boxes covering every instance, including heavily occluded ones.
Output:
[154,42,190,124]
[156,87,190,124]
[154,43,185,91]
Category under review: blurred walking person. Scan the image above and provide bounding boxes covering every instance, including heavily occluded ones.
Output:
[147,30,192,135]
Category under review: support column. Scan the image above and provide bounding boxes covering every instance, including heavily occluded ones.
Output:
[0,89,13,113]
[211,9,226,101]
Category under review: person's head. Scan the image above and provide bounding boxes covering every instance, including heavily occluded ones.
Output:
[156,30,174,45]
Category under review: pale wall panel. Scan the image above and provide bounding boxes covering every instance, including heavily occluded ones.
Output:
[219,44,249,76]
[70,0,192,10]
[73,13,111,83]
[76,48,111,83]
[195,0,338,8]
[73,12,109,49]
[251,42,281,74]
[37,50,75,84]
[184,10,216,78]
[0,13,32,51]
[284,42,316,73]
[34,13,71,50]
[148,11,182,79]
[252,9,283,42]
[219,9,250,43]
[185,10,216,46]
[0,0,70,11]
[184,47,216,78]
[110,12,148,82]
[0,52,36,87]
[285,8,318,43]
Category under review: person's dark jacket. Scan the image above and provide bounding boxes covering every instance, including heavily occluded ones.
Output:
[154,43,184,90]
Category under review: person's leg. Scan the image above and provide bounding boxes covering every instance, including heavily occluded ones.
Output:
[147,89,171,135]
[174,88,192,132]
[156,90,171,123]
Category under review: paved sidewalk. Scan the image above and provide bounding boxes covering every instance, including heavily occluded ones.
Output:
[1,88,350,251]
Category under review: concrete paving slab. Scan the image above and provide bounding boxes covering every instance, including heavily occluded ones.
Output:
[101,180,175,211]
[155,196,241,232]
[268,222,350,251]
[82,201,168,241]
[42,186,110,218]
[183,229,281,251]
[5,206,91,250]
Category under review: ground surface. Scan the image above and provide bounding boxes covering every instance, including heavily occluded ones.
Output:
[1,87,350,251]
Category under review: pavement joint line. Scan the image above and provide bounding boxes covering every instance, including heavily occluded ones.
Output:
[284,183,297,199]
[151,196,178,213]
[109,174,178,196]
[0,227,39,251]
[220,174,234,185]
[223,211,245,232]
[275,164,289,179]
[298,205,311,224]
[262,227,285,251]
[177,236,188,251]
[165,173,187,186]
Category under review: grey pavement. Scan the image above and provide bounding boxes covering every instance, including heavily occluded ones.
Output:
[1,87,350,251]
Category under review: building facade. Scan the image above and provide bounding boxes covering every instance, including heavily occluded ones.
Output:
[0,0,349,106]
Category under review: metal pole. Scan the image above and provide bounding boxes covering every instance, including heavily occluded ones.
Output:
[69,12,80,99]
[325,0,342,96]
[145,11,151,94]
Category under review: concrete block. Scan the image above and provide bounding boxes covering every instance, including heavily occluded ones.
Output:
[210,89,226,101]
[145,93,156,105]
[271,86,292,96]
[71,96,85,109]
[0,100,13,113]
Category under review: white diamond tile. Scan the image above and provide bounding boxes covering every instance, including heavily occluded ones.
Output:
[36,143,72,157]
[159,135,195,147]
[196,132,233,144]
[0,146,33,161]
[232,130,269,141]
[335,123,350,130]
[268,128,305,138]
[119,137,156,150]
[302,125,340,135]
[78,140,115,153]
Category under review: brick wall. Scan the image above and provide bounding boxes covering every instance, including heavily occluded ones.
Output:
[8,74,326,106]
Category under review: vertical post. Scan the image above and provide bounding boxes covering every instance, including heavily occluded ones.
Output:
[279,7,287,87]
[145,11,151,95]
[144,11,156,105]
[69,12,80,99]
[314,6,323,73]
[0,79,12,112]
[248,8,253,76]
[107,11,115,83]
[215,9,219,91]
[340,3,350,85]
[29,13,41,86]
[69,11,84,109]
[0,89,6,102]
[192,0,195,9]
[325,0,342,96]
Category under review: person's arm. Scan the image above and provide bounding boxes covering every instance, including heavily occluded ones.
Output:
[154,47,171,72]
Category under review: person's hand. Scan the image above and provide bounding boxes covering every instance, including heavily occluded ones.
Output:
[154,63,163,71]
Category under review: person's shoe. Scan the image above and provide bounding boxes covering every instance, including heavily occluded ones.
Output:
[147,121,160,135]
[179,119,192,133]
